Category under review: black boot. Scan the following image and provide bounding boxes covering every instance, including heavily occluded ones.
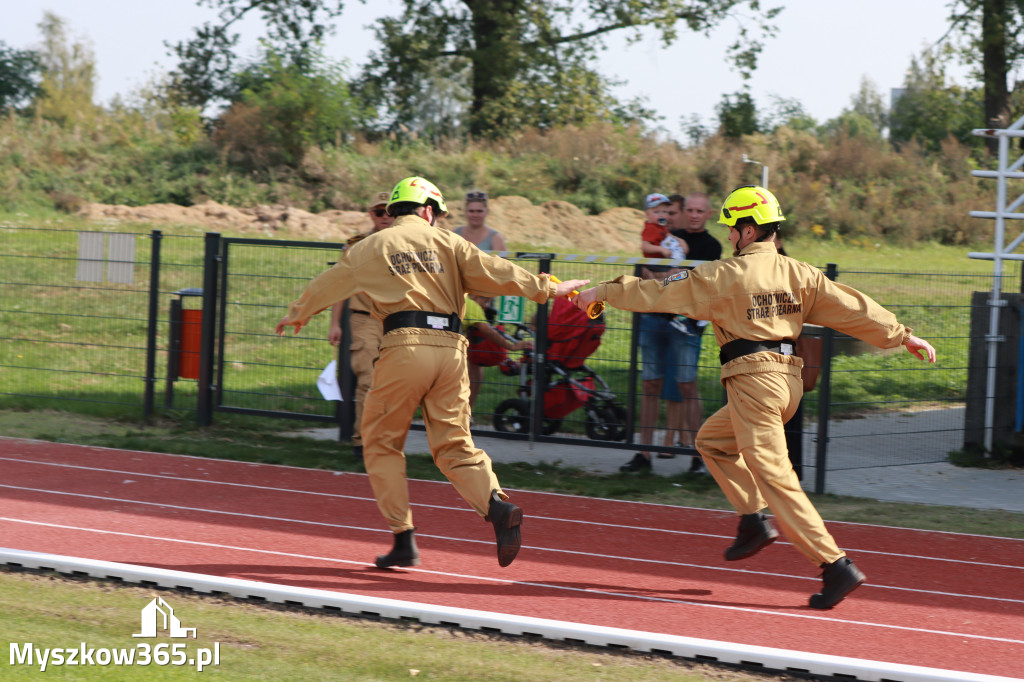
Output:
[486,491,522,567]
[619,453,652,473]
[375,529,420,568]
[724,512,779,561]
[809,557,866,609]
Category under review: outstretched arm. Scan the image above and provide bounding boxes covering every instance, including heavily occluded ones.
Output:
[554,279,590,298]
[905,334,936,363]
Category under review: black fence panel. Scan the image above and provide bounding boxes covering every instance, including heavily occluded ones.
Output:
[4,226,1022,480]
[213,237,348,422]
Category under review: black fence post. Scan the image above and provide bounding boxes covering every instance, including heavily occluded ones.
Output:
[143,229,162,419]
[625,263,644,445]
[814,263,838,494]
[197,232,221,426]
[530,256,553,443]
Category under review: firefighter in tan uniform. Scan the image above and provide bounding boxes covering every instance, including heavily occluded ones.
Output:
[328,192,393,460]
[574,186,936,609]
[277,176,588,569]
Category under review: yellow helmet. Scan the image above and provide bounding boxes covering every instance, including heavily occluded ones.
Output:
[386,176,448,216]
[718,185,785,227]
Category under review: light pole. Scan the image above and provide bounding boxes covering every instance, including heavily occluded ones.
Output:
[742,153,769,188]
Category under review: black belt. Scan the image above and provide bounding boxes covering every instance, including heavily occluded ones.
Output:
[350,309,370,316]
[383,311,462,335]
[719,338,796,365]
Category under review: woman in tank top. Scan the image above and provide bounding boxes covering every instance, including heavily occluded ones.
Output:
[453,191,507,252]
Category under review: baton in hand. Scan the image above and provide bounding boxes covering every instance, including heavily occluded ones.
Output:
[550,275,604,319]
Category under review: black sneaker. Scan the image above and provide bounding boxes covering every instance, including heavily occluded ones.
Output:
[486,491,523,568]
[724,512,779,561]
[375,529,420,568]
[620,453,652,472]
[687,456,706,473]
[809,557,866,609]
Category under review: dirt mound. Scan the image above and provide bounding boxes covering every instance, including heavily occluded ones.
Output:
[78,196,641,254]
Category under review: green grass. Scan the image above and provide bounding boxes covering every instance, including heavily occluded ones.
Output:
[0,570,796,682]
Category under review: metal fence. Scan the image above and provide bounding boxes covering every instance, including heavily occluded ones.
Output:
[3,225,1020,486]
[2,227,201,417]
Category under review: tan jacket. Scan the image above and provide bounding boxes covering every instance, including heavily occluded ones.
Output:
[594,241,912,380]
[283,214,558,349]
[344,233,376,315]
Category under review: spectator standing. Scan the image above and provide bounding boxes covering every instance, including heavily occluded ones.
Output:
[663,192,722,472]
[571,184,936,609]
[454,191,507,252]
[329,192,393,460]
[621,193,687,472]
[277,176,587,569]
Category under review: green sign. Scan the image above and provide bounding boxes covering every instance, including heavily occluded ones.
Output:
[496,296,524,324]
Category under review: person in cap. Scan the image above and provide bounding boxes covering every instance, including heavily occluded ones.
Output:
[277,176,588,569]
[640,192,686,260]
[328,192,394,460]
[571,185,936,609]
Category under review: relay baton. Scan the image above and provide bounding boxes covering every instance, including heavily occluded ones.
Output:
[549,275,604,319]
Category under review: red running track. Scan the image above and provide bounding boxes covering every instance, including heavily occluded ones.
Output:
[1,437,1022,679]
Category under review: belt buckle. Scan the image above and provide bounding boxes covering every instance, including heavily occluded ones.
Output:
[426,315,450,330]
[780,341,794,355]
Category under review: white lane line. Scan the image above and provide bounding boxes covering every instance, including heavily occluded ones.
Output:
[1,488,1022,606]
[1,516,1022,648]
[1,467,1020,572]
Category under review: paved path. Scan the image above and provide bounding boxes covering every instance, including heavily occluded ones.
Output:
[292,407,1024,514]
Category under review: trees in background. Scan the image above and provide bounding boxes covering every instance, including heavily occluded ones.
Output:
[34,12,98,125]
[358,0,782,138]
[167,0,347,109]
[0,41,41,112]
[941,0,1024,140]
[213,46,367,168]
[3,2,1020,224]
[889,49,984,152]
[168,0,781,139]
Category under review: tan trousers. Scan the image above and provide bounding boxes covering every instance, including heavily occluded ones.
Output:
[696,370,845,566]
[348,312,383,447]
[361,343,503,533]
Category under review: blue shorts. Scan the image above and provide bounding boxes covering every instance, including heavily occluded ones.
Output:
[638,314,705,395]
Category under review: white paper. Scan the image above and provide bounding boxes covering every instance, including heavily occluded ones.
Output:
[317,360,343,401]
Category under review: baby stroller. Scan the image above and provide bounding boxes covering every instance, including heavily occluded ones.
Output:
[492,297,628,441]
